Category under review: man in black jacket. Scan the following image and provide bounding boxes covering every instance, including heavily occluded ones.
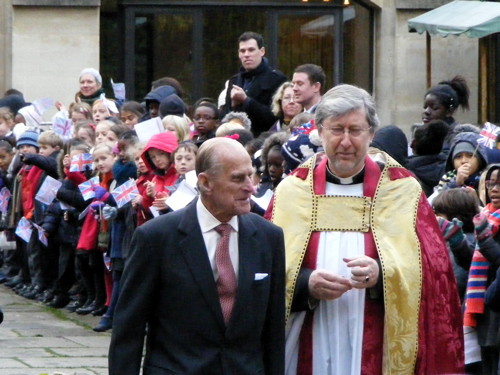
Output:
[220,31,286,137]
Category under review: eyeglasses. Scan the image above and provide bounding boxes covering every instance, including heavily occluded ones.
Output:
[193,115,216,121]
[320,125,371,138]
[282,95,295,103]
[486,180,500,190]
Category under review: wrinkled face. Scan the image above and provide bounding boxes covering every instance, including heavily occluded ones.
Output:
[488,170,500,209]
[200,147,256,222]
[194,106,218,136]
[147,148,171,171]
[93,150,114,174]
[79,74,101,97]
[267,148,284,186]
[120,111,139,129]
[174,148,196,175]
[93,103,110,123]
[39,143,58,157]
[238,39,265,71]
[422,94,450,124]
[453,151,479,176]
[0,148,13,171]
[292,72,320,109]
[319,108,373,178]
[0,119,13,137]
[95,124,112,146]
[281,87,302,121]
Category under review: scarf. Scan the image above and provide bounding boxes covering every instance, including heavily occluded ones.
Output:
[464,203,500,327]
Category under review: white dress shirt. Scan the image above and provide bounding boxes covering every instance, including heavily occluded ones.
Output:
[196,198,239,280]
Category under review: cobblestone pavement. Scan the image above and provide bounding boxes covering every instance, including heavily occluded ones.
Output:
[0,285,111,375]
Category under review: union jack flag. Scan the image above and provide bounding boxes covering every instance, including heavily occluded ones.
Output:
[31,222,48,247]
[78,176,100,201]
[52,117,73,138]
[70,153,94,172]
[478,122,500,149]
[0,187,11,213]
[111,179,139,208]
[15,217,32,243]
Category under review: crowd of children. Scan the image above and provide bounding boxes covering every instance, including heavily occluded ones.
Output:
[3,69,500,373]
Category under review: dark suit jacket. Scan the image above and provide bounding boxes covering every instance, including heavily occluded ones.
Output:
[108,199,286,375]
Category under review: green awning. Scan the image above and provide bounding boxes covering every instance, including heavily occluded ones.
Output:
[408,0,500,38]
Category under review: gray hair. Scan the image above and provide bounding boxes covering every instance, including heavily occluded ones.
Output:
[315,84,379,132]
[221,111,252,130]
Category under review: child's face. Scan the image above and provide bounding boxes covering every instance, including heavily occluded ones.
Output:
[194,106,218,136]
[120,111,139,129]
[71,111,87,125]
[147,148,170,170]
[267,148,284,185]
[39,143,59,157]
[174,148,196,175]
[135,150,149,174]
[117,139,132,161]
[0,119,13,137]
[487,169,500,209]
[453,152,479,175]
[95,124,112,145]
[149,102,160,118]
[0,148,13,171]
[93,103,110,123]
[77,128,94,147]
[93,150,114,174]
[19,144,38,155]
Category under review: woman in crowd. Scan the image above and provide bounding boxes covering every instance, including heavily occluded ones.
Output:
[269,82,302,132]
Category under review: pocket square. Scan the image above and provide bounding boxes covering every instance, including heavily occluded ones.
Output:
[254,273,268,281]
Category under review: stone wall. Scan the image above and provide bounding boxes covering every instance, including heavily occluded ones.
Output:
[9,1,100,119]
[374,0,478,136]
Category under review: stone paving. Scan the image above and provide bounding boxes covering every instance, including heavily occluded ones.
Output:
[0,285,111,375]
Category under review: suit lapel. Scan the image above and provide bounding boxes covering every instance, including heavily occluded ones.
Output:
[178,201,225,328]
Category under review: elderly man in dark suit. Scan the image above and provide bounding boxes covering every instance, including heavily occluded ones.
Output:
[108,137,286,375]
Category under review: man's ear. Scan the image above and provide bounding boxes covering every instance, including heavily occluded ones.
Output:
[197,172,211,194]
[260,47,266,57]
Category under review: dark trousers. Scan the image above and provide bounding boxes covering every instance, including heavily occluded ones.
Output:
[53,242,75,296]
[76,251,106,306]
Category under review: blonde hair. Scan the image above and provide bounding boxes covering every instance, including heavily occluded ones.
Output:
[0,107,14,124]
[215,122,244,137]
[162,115,190,142]
[271,81,294,118]
[92,143,114,157]
[39,130,63,148]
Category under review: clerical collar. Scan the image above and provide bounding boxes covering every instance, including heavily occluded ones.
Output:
[326,165,365,185]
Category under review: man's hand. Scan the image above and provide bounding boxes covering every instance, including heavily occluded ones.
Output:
[344,256,379,289]
[308,269,352,300]
[230,84,247,107]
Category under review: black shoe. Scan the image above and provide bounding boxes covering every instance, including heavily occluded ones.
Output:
[66,297,86,312]
[5,276,23,288]
[38,289,54,303]
[23,285,45,300]
[16,283,32,295]
[91,305,107,316]
[76,301,97,315]
[93,316,112,332]
[0,307,3,325]
[47,294,70,308]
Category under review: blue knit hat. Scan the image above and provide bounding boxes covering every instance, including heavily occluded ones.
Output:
[16,129,39,149]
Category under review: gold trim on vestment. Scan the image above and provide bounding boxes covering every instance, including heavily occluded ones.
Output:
[272,152,423,375]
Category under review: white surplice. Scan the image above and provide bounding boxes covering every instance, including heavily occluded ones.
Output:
[285,182,366,375]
